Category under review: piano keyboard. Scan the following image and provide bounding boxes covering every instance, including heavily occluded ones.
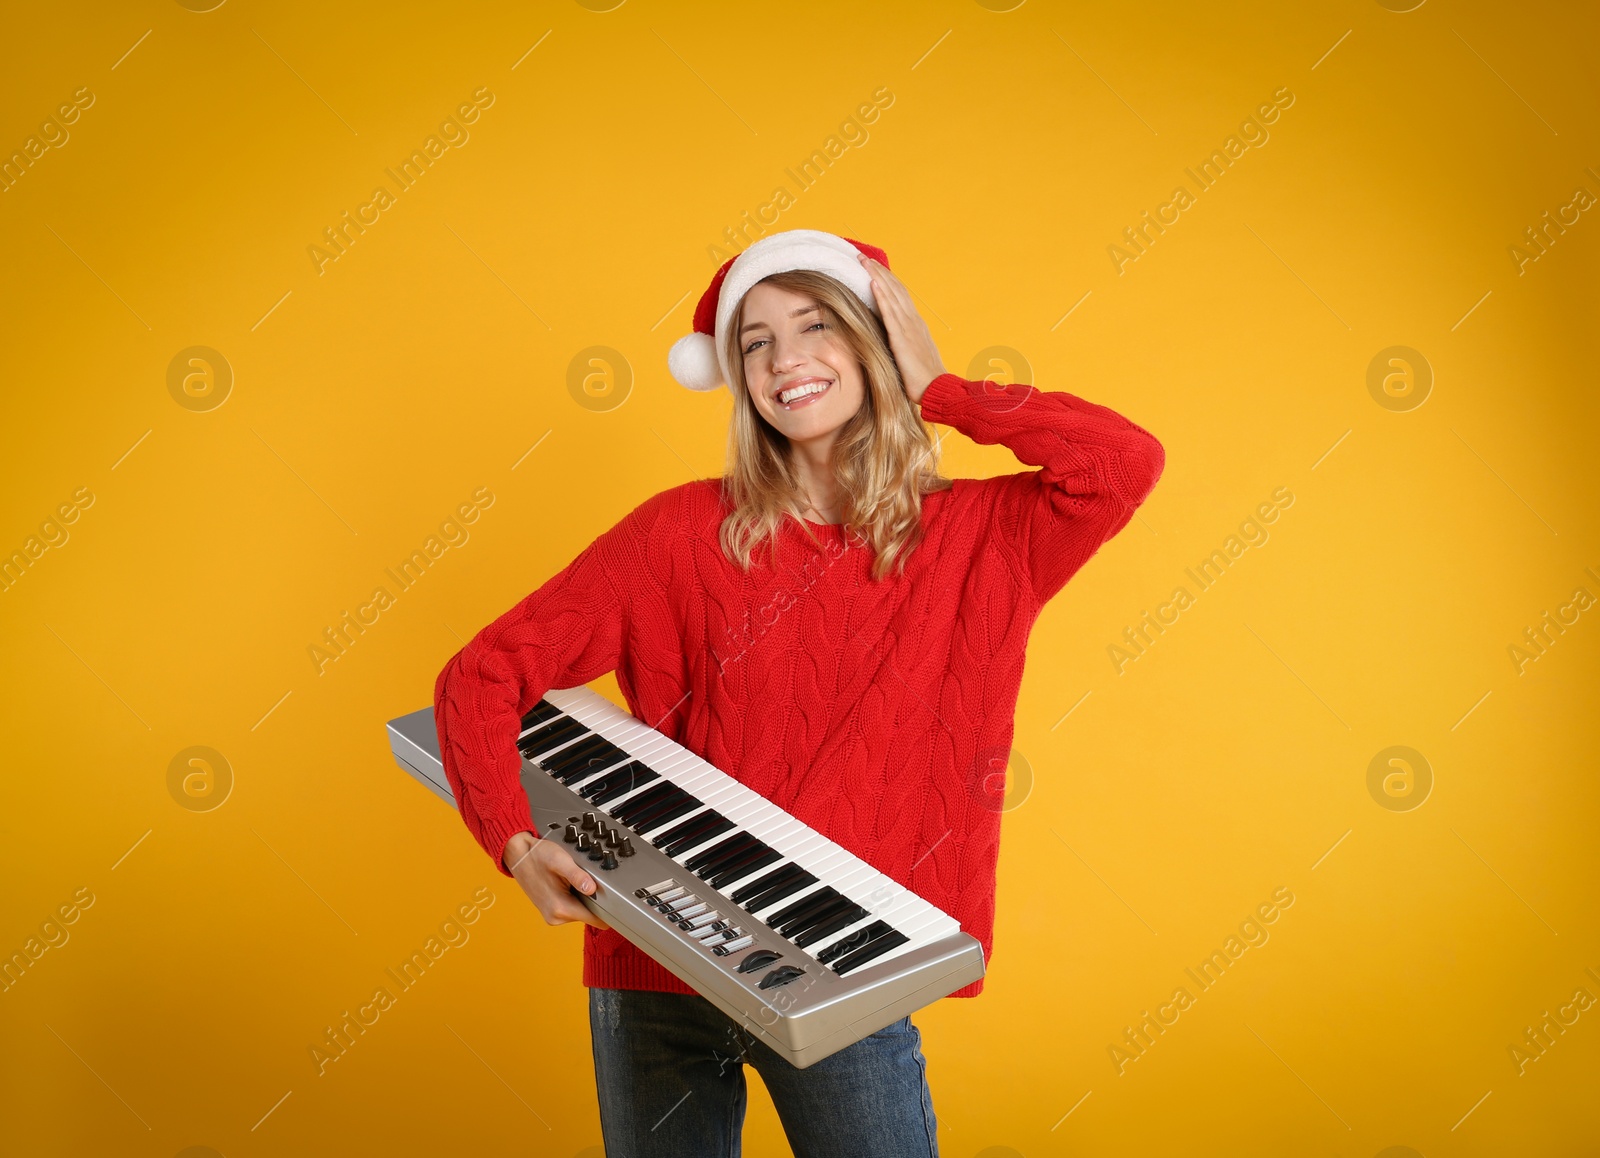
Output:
[387,685,985,1069]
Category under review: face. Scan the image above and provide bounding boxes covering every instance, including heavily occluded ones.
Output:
[737,280,866,450]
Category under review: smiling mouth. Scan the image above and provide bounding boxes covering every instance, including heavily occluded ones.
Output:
[776,378,833,408]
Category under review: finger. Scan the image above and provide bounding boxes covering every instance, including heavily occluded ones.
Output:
[543,896,595,925]
[860,253,912,304]
[550,889,612,931]
[545,846,599,897]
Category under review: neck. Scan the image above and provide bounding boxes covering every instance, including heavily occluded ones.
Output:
[790,436,839,523]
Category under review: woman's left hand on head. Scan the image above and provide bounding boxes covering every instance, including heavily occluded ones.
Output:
[858,253,945,406]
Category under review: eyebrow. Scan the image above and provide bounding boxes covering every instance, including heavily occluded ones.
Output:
[739,304,822,336]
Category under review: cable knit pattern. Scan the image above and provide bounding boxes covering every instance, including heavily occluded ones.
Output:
[433,372,1164,998]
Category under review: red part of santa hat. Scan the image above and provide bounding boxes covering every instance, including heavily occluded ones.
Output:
[667,229,890,392]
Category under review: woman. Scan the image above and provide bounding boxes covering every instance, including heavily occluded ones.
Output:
[433,229,1165,1156]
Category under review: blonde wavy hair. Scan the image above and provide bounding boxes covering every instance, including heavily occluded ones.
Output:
[718,268,952,582]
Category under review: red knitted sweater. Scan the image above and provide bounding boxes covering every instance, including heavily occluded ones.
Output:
[433,372,1164,998]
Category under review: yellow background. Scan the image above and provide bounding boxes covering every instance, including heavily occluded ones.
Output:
[2,1,1596,1155]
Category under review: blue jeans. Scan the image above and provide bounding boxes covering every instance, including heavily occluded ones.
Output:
[588,987,939,1157]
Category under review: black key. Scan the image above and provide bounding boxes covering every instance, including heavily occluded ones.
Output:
[731,863,811,906]
[779,894,865,940]
[817,921,892,966]
[759,965,806,990]
[520,700,564,730]
[706,848,783,890]
[689,834,765,878]
[518,716,586,757]
[654,810,732,853]
[542,736,626,781]
[579,764,656,801]
[766,886,843,931]
[695,836,773,877]
[831,928,911,976]
[685,833,757,874]
[518,713,586,749]
[587,763,660,806]
[793,904,871,949]
[630,795,704,835]
[540,736,619,776]
[736,949,783,974]
[663,820,736,858]
[610,782,678,824]
[620,782,693,820]
[743,872,820,915]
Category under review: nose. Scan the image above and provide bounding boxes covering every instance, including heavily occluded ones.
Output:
[766,330,806,374]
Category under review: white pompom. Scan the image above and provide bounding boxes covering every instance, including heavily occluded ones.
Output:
[668,332,723,391]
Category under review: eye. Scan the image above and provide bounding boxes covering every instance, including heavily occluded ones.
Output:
[742,337,768,356]
[805,321,826,333]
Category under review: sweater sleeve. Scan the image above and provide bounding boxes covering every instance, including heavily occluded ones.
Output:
[918,372,1165,605]
[432,500,650,878]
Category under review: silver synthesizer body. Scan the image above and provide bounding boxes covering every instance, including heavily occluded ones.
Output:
[386,686,985,1068]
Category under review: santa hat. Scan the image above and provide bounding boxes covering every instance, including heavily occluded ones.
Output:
[667,228,890,392]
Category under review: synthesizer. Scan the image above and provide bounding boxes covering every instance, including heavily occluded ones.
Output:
[387,685,985,1069]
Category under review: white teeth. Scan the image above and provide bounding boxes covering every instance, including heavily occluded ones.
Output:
[778,381,829,405]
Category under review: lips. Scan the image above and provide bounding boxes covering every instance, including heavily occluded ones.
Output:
[775,377,833,408]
